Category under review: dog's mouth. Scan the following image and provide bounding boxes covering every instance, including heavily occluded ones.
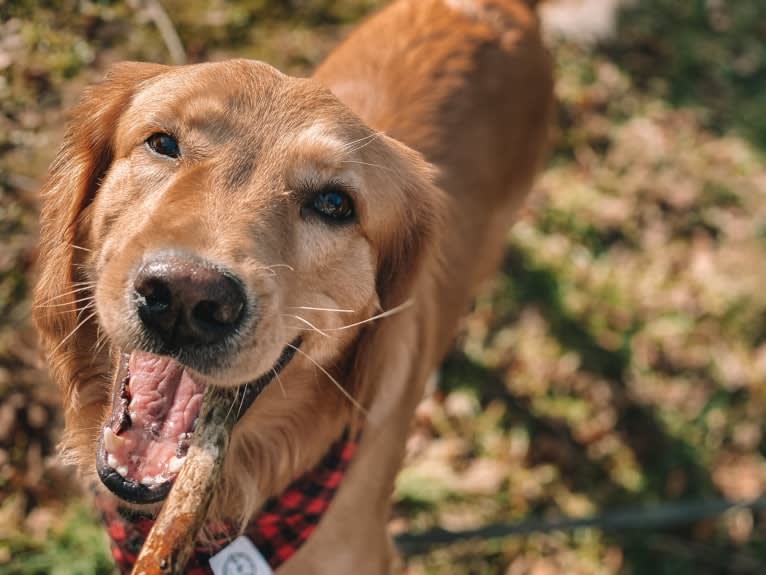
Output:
[96,338,301,504]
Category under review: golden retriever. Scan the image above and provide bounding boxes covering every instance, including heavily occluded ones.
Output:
[33,0,552,572]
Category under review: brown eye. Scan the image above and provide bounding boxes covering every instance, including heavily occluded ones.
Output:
[146,133,180,159]
[306,185,355,223]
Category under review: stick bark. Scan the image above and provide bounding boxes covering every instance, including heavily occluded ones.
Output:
[131,386,237,575]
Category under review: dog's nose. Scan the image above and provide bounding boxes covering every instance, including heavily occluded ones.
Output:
[133,254,246,349]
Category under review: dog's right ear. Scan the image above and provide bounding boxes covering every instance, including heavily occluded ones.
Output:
[34,62,167,392]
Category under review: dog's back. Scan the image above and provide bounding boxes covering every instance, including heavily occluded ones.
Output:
[316,0,553,353]
[284,3,553,572]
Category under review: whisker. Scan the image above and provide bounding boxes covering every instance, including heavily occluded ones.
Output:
[273,368,287,399]
[339,132,378,150]
[69,301,97,321]
[36,285,95,306]
[92,330,110,357]
[263,263,294,271]
[256,263,295,277]
[49,310,98,356]
[42,283,94,297]
[339,132,382,156]
[340,159,395,173]
[324,299,413,332]
[282,314,331,338]
[34,294,95,310]
[53,298,96,318]
[91,319,109,357]
[76,298,96,313]
[225,386,241,423]
[236,384,248,420]
[287,305,355,314]
[287,343,368,416]
[71,244,93,253]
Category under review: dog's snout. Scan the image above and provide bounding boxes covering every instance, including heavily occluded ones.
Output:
[133,254,247,349]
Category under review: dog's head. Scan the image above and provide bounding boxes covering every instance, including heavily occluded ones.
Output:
[34,60,443,516]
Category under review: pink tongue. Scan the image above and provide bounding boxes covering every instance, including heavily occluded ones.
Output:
[104,352,206,485]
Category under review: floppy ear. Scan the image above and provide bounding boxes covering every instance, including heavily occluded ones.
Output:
[369,135,446,310]
[346,136,447,415]
[34,62,167,406]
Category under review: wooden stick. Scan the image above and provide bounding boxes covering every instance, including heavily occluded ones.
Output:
[131,385,237,575]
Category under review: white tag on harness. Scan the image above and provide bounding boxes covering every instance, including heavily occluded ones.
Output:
[209,535,273,575]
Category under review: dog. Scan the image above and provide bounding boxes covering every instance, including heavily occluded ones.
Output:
[33,0,552,572]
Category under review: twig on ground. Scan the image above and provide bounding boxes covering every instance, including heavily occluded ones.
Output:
[129,0,186,65]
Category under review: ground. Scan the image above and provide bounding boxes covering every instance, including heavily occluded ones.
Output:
[1,1,766,574]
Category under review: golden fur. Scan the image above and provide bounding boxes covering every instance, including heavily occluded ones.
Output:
[34,0,552,572]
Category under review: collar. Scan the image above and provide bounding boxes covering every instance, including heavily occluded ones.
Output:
[98,432,358,574]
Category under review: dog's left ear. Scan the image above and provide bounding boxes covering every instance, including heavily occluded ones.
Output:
[366,135,446,310]
[346,135,446,411]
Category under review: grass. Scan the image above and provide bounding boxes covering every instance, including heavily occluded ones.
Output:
[0,501,114,575]
[1,1,765,573]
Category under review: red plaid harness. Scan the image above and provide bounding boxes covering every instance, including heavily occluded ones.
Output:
[98,434,358,574]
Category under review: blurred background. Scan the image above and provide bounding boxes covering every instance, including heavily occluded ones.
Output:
[1,0,766,573]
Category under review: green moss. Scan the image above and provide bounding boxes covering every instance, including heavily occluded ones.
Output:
[0,503,114,575]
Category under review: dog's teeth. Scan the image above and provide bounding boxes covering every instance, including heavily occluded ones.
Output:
[168,455,186,474]
[129,410,138,423]
[141,474,167,486]
[107,454,119,469]
[117,466,129,478]
[103,427,126,452]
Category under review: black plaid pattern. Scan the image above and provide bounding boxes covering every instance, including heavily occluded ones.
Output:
[99,432,358,574]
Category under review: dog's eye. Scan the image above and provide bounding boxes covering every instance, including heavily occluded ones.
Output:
[146,133,180,159]
[307,186,355,222]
